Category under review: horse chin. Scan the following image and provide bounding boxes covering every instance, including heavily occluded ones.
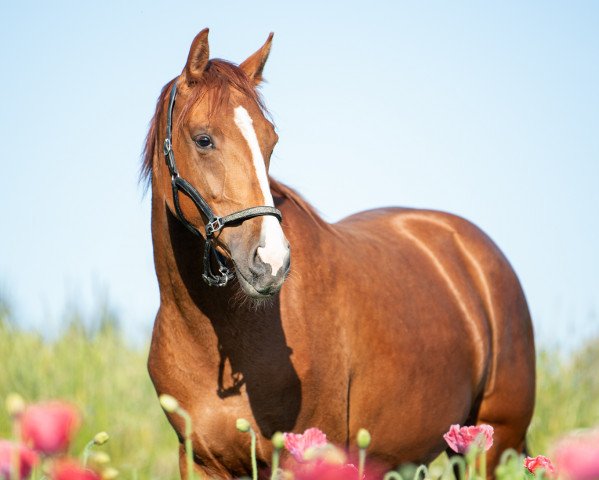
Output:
[234,267,282,300]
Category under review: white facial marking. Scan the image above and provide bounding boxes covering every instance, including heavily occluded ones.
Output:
[233,106,288,276]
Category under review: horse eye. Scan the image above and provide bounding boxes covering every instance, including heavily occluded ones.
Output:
[195,135,213,149]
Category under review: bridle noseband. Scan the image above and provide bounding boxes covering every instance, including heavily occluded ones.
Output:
[163,81,282,287]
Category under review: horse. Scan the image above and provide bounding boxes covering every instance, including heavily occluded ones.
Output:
[143,28,535,479]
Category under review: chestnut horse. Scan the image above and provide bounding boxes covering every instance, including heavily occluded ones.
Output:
[143,29,535,479]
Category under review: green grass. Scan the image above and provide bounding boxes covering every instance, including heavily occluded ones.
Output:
[1,298,598,478]
[528,340,599,455]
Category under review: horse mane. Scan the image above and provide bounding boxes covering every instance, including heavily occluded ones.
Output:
[269,178,332,231]
[140,59,268,188]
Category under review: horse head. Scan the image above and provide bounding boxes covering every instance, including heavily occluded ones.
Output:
[149,29,290,298]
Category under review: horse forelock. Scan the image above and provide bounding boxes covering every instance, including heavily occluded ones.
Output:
[140,59,269,189]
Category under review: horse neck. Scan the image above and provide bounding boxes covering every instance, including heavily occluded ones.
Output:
[150,191,262,335]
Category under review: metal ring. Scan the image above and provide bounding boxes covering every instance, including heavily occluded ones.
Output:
[206,218,224,236]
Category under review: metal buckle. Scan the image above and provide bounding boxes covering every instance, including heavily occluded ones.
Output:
[163,138,172,156]
[205,217,223,236]
[219,265,231,277]
[215,266,232,287]
[202,268,232,287]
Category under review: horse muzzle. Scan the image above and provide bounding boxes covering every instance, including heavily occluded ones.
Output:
[233,239,291,298]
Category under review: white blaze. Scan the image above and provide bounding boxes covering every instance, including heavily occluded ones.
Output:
[233,106,288,276]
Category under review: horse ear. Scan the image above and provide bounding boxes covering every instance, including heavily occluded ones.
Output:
[240,32,274,85]
[183,28,210,83]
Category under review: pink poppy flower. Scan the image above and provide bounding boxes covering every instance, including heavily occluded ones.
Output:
[20,402,80,455]
[51,461,100,480]
[443,424,494,454]
[0,440,39,480]
[554,430,599,480]
[293,461,362,480]
[524,455,555,476]
[283,428,328,462]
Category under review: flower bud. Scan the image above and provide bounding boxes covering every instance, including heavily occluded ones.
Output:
[159,394,179,413]
[89,451,111,466]
[236,418,251,433]
[304,444,346,464]
[5,393,25,417]
[357,428,371,449]
[271,431,285,450]
[102,467,119,479]
[94,431,110,445]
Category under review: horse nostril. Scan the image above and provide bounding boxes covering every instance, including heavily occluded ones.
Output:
[249,245,267,278]
[247,241,291,282]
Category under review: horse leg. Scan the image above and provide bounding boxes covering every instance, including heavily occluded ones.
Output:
[475,364,534,478]
[477,419,528,478]
[178,444,230,480]
[473,259,535,477]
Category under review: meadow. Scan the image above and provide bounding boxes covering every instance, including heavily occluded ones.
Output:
[1,297,598,479]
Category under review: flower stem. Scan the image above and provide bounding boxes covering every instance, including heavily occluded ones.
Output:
[479,449,487,480]
[498,448,519,466]
[177,407,196,480]
[81,439,96,467]
[382,472,405,480]
[445,456,466,480]
[249,427,257,480]
[270,448,280,480]
[465,445,478,480]
[414,465,429,480]
[358,447,366,479]
[270,431,284,480]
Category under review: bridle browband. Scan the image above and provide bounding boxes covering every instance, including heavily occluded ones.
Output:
[163,81,282,287]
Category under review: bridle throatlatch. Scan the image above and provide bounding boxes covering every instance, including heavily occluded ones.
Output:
[163,81,282,287]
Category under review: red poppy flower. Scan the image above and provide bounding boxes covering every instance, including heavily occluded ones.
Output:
[52,461,100,480]
[20,402,80,455]
[525,455,556,476]
[0,440,39,480]
[443,424,494,454]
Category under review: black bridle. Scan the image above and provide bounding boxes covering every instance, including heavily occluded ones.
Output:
[163,81,282,287]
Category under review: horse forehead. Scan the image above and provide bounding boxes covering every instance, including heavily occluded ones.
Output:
[233,100,270,130]
[187,94,268,133]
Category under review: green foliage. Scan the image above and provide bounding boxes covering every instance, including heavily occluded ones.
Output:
[528,340,599,456]
[0,304,178,479]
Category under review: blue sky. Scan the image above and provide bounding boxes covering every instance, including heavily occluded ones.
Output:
[0,1,597,348]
